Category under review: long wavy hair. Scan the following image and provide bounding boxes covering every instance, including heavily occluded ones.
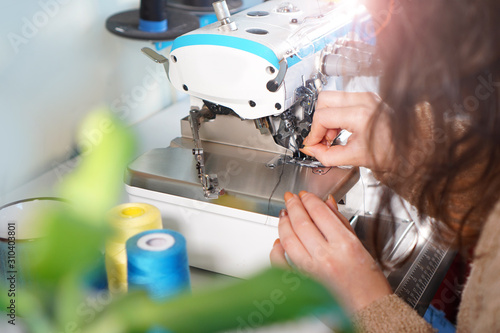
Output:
[367,0,500,262]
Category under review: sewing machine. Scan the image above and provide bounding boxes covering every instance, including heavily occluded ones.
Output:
[125,0,377,278]
[124,0,457,317]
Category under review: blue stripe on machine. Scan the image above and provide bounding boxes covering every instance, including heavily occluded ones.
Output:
[172,34,280,68]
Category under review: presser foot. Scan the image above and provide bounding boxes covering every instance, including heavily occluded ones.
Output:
[193,148,224,199]
[200,173,224,199]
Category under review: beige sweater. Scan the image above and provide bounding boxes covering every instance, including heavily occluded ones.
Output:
[353,177,500,332]
[352,102,500,331]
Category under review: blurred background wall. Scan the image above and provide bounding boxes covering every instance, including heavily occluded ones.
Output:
[0,0,178,198]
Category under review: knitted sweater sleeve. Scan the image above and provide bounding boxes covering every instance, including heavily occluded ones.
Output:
[351,104,439,332]
[353,294,435,333]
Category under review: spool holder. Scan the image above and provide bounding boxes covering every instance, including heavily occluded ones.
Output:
[105,0,200,41]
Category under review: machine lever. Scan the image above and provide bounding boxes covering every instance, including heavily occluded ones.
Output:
[266,59,288,92]
[141,47,168,63]
[141,47,170,79]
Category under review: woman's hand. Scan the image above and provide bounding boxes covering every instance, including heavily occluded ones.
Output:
[301,91,394,172]
[270,191,392,313]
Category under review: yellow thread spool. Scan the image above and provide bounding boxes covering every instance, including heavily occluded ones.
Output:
[105,203,162,294]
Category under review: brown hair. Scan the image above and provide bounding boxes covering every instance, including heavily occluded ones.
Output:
[367,0,500,261]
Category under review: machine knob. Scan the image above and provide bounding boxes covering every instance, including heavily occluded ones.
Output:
[276,2,299,13]
[213,0,238,31]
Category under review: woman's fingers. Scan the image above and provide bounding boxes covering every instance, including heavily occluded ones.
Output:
[283,193,327,255]
[325,128,340,144]
[324,194,355,234]
[325,194,338,210]
[300,140,367,167]
[302,90,396,171]
[303,106,366,147]
[298,192,355,243]
[280,192,356,250]
[272,191,393,312]
[277,206,312,262]
[303,91,383,167]
[269,239,291,269]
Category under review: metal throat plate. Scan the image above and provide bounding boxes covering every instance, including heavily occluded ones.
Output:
[125,138,360,217]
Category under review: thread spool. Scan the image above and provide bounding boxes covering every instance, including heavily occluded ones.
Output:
[139,0,168,33]
[126,229,190,300]
[105,203,163,294]
[105,0,199,41]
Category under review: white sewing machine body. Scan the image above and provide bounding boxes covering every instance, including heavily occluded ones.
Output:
[126,0,376,278]
[167,0,371,119]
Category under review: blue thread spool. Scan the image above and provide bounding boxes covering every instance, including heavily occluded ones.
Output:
[105,0,199,41]
[139,0,168,33]
[126,229,190,300]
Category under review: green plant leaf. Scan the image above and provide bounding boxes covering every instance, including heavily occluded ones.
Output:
[82,268,353,333]
[7,109,135,331]
[58,109,135,224]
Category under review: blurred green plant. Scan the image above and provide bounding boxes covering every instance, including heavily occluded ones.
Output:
[0,109,353,333]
